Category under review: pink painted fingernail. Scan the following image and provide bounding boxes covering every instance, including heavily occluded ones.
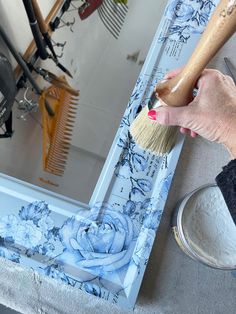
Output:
[148,109,157,121]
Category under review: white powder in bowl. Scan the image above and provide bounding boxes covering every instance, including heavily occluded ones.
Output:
[182,186,236,268]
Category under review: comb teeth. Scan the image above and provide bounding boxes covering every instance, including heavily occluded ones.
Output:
[40,82,78,176]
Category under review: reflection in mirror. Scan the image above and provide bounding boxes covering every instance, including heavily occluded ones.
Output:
[0,0,166,204]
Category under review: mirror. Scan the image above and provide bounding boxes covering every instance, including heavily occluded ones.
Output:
[0,0,167,204]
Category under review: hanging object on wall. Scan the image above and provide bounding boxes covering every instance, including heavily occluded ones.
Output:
[50,0,75,31]
[15,87,38,121]
[22,0,48,60]
[39,77,79,176]
[0,25,54,116]
[22,0,73,78]
[34,67,79,96]
[78,0,103,20]
[97,0,128,39]
[31,0,73,78]
[0,53,17,138]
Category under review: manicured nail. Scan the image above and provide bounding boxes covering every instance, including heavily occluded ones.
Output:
[148,109,157,121]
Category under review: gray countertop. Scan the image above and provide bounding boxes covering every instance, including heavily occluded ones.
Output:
[137,136,236,314]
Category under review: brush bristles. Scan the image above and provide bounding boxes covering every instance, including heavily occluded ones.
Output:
[130,106,178,155]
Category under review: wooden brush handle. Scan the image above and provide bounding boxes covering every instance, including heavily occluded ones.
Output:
[156,0,236,107]
[32,0,48,34]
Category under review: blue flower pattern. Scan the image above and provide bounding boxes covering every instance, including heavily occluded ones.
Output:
[0,0,219,309]
[0,245,20,263]
[58,207,137,279]
[160,0,215,42]
[0,201,57,259]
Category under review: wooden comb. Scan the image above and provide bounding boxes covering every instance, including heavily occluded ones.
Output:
[39,77,79,176]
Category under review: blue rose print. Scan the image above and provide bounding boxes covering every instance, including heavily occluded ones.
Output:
[18,201,55,241]
[58,204,137,286]
[116,132,148,178]
[166,0,195,21]
[0,214,19,239]
[123,193,164,230]
[19,201,50,224]
[159,172,173,200]
[14,220,42,248]
[129,178,152,201]
[143,208,163,231]
[133,228,156,266]
[136,179,152,193]
[84,282,101,297]
[123,200,136,217]
[120,77,145,128]
[115,132,152,202]
[131,153,147,172]
[41,264,77,286]
[38,215,54,237]
[160,0,215,42]
[0,246,20,263]
[0,201,56,261]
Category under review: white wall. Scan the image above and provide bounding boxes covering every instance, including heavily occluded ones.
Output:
[0,0,167,203]
[0,0,56,66]
[55,0,167,157]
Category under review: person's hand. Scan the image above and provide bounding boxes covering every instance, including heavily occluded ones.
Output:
[148,69,236,158]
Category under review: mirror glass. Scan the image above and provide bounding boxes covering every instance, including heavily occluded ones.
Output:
[0,0,166,204]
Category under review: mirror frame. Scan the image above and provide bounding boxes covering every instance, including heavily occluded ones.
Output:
[0,0,218,310]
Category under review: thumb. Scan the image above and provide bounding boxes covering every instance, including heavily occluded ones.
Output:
[149,106,196,129]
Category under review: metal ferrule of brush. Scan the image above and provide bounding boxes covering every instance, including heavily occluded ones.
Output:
[148,91,161,110]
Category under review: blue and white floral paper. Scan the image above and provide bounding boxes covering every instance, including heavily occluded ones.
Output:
[160,0,216,42]
[0,0,219,310]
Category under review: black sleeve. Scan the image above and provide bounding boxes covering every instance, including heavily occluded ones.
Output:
[215,159,236,224]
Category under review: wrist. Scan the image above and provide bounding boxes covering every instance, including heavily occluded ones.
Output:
[222,115,236,160]
[224,143,236,160]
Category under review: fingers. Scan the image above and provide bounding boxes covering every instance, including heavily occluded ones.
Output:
[163,68,222,91]
[163,68,222,93]
[224,74,235,87]
[180,127,198,137]
[180,127,189,135]
[150,105,196,129]
[164,68,235,93]
[163,67,183,80]
[190,130,198,138]
[195,69,233,90]
[148,106,199,138]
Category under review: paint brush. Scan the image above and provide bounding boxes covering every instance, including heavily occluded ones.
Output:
[130,0,236,155]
